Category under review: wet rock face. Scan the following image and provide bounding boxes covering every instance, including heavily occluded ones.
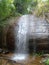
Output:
[6,25,15,51]
[6,15,49,52]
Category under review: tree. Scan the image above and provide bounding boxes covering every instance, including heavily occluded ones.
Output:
[34,0,49,16]
[0,0,15,21]
[14,0,37,14]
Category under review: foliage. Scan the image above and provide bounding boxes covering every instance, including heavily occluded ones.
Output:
[14,0,27,14]
[35,0,49,16]
[14,0,38,14]
[0,0,15,21]
[0,0,49,21]
[14,0,49,16]
[44,58,49,65]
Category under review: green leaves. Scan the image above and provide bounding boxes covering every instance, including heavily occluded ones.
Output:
[35,0,49,16]
[0,0,15,21]
[0,0,49,20]
[44,58,49,65]
[15,0,37,14]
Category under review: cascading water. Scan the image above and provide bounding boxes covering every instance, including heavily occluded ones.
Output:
[12,15,29,61]
[16,15,28,54]
[11,15,49,61]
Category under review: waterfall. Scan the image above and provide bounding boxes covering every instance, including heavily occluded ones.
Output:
[11,15,49,61]
[16,15,28,54]
[12,15,29,61]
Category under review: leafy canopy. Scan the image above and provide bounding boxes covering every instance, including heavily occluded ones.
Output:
[34,0,49,16]
[0,0,15,21]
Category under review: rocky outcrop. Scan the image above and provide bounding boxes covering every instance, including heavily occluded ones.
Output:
[6,26,15,51]
[6,15,49,53]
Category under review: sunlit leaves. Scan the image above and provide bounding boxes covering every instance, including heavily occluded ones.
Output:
[35,0,49,16]
[8,0,14,3]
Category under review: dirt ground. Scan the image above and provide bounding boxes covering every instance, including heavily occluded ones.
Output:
[0,53,44,65]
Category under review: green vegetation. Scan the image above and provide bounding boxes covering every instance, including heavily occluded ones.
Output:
[0,0,49,27]
[0,0,49,21]
[35,0,49,16]
[44,58,49,65]
[0,0,15,21]
[13,0,49,17]
[14,0,38,14]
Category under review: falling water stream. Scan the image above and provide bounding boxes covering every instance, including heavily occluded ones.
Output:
[11,15,49,62]
[12,15,29,61]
